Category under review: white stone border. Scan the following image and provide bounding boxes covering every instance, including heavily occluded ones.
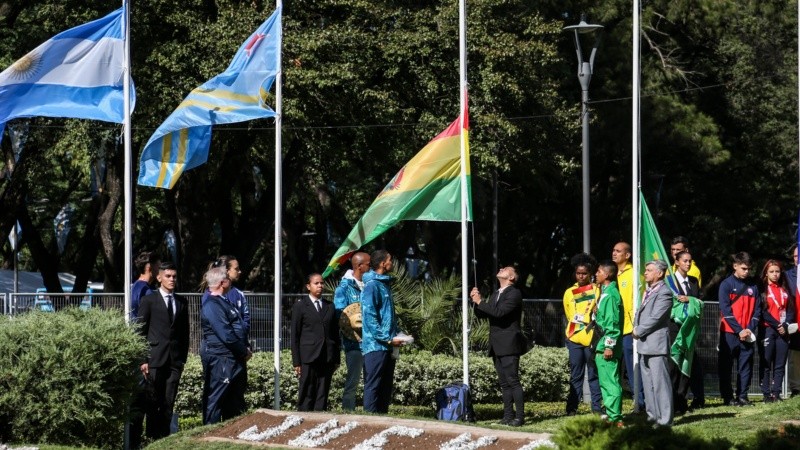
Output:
[440,432,498,450]
[517,439,558,449]
[237,415,304,441]
[352,425,425,450]
[287,418,359,448]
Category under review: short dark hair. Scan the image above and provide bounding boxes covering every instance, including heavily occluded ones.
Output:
[134,251,159,275]
[732,252,752,266]
[598,260,618,282]
[671,236,690,247]
[370,249,390,270]
[159,261,177,272]
[307,273,322,284]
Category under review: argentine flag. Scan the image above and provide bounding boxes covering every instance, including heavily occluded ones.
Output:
[138,8,281,189]
[0,7,133,139]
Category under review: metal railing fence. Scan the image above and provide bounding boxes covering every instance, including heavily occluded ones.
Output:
[522,299,777,398]
[4,294,784,396]
[7,292,307,355]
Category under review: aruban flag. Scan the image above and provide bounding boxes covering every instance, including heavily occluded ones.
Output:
[322,107,472,277]
[566,284,595,337]
[138,8,280,189]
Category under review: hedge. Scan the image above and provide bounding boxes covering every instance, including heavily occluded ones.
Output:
[0,308,147,448]
[175,346,569,418]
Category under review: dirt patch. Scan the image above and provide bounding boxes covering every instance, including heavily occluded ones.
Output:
[201,409,553,449]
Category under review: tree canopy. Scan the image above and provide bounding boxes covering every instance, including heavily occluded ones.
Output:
[1,0,798,300]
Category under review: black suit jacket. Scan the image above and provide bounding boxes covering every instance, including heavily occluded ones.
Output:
[673,274,700,297]
[291,296,340,367]
[137,291,190,369]
[474,285,525,357]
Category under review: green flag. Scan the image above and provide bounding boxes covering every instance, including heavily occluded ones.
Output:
[639,192,670,273]
[640,192,703,376]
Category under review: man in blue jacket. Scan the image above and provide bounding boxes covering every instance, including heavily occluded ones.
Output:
[200,267,251,424]
[334,252,371,411]
[361,250,403,413]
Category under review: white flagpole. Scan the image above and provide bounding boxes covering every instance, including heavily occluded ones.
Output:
[631,0,642,405]
[123,0,133,325]
[273,0,284,410]
[459,0,469,385]
[122,2,133,449]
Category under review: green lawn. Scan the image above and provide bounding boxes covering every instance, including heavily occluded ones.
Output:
[11,397,800,449]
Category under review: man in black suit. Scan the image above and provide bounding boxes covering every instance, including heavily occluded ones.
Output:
[470,266,526,426]
[291,273,340,411]
[135,262,190,444]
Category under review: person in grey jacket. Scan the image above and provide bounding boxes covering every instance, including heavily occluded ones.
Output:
[633,259,674,427]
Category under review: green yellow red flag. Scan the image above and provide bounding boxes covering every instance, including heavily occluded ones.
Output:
[322,110,472,277]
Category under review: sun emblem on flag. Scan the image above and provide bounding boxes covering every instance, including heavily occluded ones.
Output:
[8,51,43,80]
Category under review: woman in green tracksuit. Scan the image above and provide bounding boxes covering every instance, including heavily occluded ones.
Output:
[594,260,624,426]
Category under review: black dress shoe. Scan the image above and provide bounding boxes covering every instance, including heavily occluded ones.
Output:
[499,418,512,425]
[508,418,525,427]
[690,399,705,409]
[737,398,753,407]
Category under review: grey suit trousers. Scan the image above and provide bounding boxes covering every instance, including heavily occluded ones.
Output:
[639,354,673,426]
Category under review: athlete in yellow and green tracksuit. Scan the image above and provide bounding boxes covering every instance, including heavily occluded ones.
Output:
[594,262,624,424]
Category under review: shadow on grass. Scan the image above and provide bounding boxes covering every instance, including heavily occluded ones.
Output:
[674,412,737,425]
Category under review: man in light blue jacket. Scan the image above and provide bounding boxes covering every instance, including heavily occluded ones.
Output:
[334,252,371,410]
[360,249,403,413]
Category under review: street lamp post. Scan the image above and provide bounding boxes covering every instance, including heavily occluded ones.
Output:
[563,15,603,254]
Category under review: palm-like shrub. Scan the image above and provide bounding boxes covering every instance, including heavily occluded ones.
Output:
[393,266,489,355]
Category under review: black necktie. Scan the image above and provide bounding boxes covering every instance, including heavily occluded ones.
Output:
[166,294,174,324]
[683,280,690,295]
[314,300,321,313]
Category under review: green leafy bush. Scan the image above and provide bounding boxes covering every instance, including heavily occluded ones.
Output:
[174,346,568,418]
[0,308,147,448]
